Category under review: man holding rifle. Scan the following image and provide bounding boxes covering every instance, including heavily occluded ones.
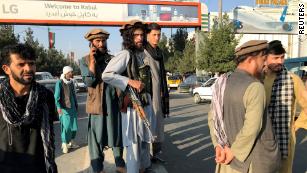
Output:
[101,20,155,173]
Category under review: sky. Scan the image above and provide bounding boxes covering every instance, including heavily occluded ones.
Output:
[13,0,254,60]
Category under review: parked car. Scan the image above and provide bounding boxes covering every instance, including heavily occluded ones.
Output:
[0,75,6,83]
[35,72,54,81]
[167,75,182,89]
[178,75,210,93]
[37,79,58,93]
[73,76,87,92]
[192,77,217,104]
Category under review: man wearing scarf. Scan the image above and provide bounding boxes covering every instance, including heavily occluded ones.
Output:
[102,20,155,173]
[0,44,57,173]
[54,66,78,154]
[80,28,126,173]
[144,22,169,163]
[264,40,307,173]
[208,40,280,173]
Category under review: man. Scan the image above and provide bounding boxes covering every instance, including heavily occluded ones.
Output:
[144,22,169,162]
[208,40,280,173]
[264,40,307,173]
[0,44,57,172]
[80,29,125,173]
[54,66,78,154]
[101,20,154,173]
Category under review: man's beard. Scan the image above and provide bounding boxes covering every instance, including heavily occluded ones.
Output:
[96,47,107,55]
[268,63,283,73]
[11,70,34,85]
[135,42,143,51]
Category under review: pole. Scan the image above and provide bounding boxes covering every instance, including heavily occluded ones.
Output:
[218,0,222,23]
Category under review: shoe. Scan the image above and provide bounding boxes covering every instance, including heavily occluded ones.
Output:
[116,167,126,173]
[151,155,166,164]
[62,143,68,154]
[68,140,79,149]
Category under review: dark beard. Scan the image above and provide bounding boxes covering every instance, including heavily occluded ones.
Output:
[12,71,34,85]
[268,63,283,73]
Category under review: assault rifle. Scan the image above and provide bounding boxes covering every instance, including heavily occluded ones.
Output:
[127,86,155,141]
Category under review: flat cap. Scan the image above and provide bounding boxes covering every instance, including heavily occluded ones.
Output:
[119,20,147,34]
[84,28,110,41]
[235,40,268,57]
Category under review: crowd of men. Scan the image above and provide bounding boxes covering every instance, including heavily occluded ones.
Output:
[0,19,306,173]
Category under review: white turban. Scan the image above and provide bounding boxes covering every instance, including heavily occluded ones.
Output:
[63,66,73,75]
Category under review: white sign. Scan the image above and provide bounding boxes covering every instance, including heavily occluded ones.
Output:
[0,0,201,26]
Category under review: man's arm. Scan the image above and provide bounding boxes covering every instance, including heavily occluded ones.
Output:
[79,57,96,87]
[54,80,63,115]
[292,74,307,130]
[101,50,131,91]
[229,82,265,162]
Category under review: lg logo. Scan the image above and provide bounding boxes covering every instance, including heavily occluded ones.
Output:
[2,4,18,14]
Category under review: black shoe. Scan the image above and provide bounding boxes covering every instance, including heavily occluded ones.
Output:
[151,155,166,164]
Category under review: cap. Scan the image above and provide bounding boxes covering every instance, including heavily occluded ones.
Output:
[84,28,110,41]
[235,40,268,57]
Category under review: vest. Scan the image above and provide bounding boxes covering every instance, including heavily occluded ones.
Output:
[126,50,152,106]
[59,80,73,109]
[84,53,111,115]
[223,69,280,173]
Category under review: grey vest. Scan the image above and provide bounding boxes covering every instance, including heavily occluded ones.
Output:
[223,69,280,173]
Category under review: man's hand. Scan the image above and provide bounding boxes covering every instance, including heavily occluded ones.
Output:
[215,145,226,163]
[223,146,234,164]
[89,46,97,74]
[57,109,62,115]
[128,80,144,93]
[89,46,97,63]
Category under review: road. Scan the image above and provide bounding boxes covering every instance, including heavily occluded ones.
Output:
[54,91,307,173]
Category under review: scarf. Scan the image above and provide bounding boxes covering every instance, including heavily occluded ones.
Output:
[145,44,169,115]
[211,73,230,147]
[0,79,57,172]
[267,67,294,158]
[60,74,72,84]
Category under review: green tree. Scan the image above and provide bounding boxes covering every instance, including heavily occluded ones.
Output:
[178,39,196,74]
[198,14,239,73]
[171,28,188,52]
[165,51,182,72]
[0,25,19,49]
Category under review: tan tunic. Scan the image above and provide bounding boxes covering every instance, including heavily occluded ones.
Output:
[264,73,307,173]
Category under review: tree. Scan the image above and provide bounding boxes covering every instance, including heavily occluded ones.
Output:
[178,39,196,74]
[165,51,182,73]
[0,25,19,49]
[198,14,239,73]
[171,28,188,52]
[158,33,171,62]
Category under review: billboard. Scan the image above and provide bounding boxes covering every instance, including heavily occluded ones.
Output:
[233,6,307,34]
[0,0,204,27]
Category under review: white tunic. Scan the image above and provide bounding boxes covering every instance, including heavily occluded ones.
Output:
[101,50,155,146]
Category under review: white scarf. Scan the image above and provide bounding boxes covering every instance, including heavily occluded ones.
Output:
[60,74,73,84]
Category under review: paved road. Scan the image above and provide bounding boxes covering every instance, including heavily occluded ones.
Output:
[54,91,307,173]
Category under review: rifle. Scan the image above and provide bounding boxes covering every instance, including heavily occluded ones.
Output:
[127,86,155,141]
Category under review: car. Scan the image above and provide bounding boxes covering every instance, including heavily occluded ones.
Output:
[73,76,87,92]
[167,75,182,89]
[0,75,6,83]
[37,79,58,93]
[35,72,54,81]
[178,75,210,93]
[192,77,217,104]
